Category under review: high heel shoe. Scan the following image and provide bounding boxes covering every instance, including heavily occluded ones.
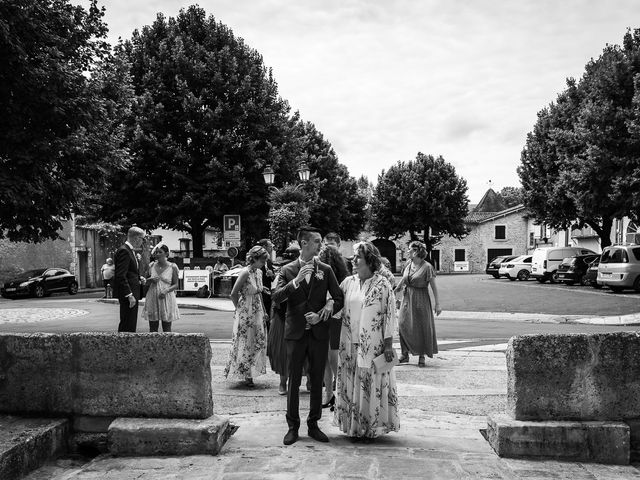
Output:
[322,395,335,409]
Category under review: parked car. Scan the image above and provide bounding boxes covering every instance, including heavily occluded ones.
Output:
[555,254,599,286]
[531,247,596,283]
[498,255,532,281]
[583,255,602,289]
[597,244,640,292]
[486,255,517,279]
[1,268,78,299]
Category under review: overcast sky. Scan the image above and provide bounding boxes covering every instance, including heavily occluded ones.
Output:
[95,0,640,202]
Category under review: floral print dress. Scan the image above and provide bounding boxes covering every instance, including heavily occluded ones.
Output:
[224,267,267,380]
[143,262,180,323]
[334,272,400,438]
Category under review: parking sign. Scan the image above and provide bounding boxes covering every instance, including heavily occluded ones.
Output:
[223,215,241,242]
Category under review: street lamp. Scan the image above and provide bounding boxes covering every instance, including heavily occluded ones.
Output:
[262,164,275,186]
[297,162,310,182]
[262,161,310,185]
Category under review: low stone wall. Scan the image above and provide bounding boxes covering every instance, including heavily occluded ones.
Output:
[0,333,213,419]
[507,332,640,421]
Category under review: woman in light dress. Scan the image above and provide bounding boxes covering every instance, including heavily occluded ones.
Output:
[394,241,441,367]
[143,243,180,332]
[334,241,400,441]
[224,245,269,387]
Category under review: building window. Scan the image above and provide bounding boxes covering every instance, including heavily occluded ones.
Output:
[454,249,466,262]
[529,232,535,247]
[494,225,506,240]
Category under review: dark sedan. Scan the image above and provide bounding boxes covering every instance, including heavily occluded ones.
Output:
[556,254,599,286]
[1,268,78,299]
[485,255,517,279]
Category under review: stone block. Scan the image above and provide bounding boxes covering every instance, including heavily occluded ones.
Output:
[0,333,213,419]
[625,418,640,462]
[507,333,640,420]
[108,416,235,456]
[486,413,630,465]
[73,415,116,433]
[0,415,69,480]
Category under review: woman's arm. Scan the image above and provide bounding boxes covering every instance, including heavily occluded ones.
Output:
[230,269,249,309]
[429,277,442,316]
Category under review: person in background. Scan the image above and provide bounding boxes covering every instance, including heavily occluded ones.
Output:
[257,238,275,329]
[113,226,146,332]
[334,241,399,441]
[214,257,229,274]
[143,243,180,332]
[379,256,396,288]
[101,258,115,298]
[224,245,269,387]
[324,232,352,275]
[318,242,349,412]
[394,241,442,367]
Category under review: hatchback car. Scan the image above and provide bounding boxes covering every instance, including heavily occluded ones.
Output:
[486,255,517,279]
[583,256,602,289]
[556,254,599,286]
[1,268,79,299]
[597,245,640,292]
[498,255,532,281]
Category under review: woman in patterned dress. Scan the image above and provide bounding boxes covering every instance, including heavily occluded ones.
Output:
[334,241,400,441]
[394,241,442,367]
[224,245,269,387]
[143,243,180,332]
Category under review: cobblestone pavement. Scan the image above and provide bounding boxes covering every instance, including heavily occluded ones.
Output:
[0,307,88,324]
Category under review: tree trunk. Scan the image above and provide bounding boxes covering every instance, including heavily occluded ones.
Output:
[423,224,432,253]
[599,217,613,249]
[191,222,204,257]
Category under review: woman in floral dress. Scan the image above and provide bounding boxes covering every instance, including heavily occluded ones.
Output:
[143,243,180,332]
[224,245,269,387]
[335,241,400,441]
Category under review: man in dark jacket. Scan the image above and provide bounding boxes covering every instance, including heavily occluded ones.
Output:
[113,226,146,332]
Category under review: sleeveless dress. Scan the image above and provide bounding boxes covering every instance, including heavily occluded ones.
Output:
[224,268,267,380]
[143,262,180,323]
[398,261,438,357]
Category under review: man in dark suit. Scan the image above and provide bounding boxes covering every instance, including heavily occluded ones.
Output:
[272,227,344,445]
[113,226,146,332]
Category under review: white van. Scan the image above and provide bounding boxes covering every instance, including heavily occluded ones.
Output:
[531,246,596,283]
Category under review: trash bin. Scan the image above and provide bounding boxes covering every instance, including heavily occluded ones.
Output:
[219,277,233,297]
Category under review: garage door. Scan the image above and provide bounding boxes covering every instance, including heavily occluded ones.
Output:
[487,248,513,263]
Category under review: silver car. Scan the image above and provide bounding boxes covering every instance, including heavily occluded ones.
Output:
[597,245,640,292]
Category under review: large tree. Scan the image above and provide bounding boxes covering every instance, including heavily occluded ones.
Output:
[519,29,640,248]
[371,153,469,251]
[100,6,292,256]
[0,0,126,242]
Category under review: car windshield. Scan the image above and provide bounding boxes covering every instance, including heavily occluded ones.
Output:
[21,269,47,278]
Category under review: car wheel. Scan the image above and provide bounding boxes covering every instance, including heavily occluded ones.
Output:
[68,282,78,295]
[34,285,45,298]
[633,276,640,293]
[550,271,559,283]
[579,275,588,286]
[610,286,624,293]
[517,270,530,281]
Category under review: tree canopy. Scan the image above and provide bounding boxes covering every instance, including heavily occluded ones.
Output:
[0,0,123,242]
[518,29,640,248]
[498,186,524,208]
[99,6,292,256]
[370,153,469,251]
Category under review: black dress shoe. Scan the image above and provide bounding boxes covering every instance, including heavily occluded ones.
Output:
[283,429,298,445]
[308,427,329,443]
[321,395,335,409]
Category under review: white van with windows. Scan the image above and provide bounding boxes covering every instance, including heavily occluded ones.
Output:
[531,246,596,283]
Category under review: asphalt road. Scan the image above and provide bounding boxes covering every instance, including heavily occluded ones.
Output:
[2,274,638,348]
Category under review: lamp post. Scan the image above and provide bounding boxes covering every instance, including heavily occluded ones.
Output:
[262,161,310,186]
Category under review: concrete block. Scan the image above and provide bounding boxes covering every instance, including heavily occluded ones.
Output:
[0,415,69,480]
[108,415,236,456]
[69,432,109,455]
[507,333,640,420]
[0,333,213,419]
[73,415,116,433]
[625,418,640,462]
[486,413,630,465]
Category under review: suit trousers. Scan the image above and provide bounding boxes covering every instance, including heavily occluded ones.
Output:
[118,297,138,332]
[286,330,329,431]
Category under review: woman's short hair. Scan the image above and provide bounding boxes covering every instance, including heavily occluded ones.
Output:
[353,241,382,273]
[409,241,428,259]
[246,245,269,264]
[151,243,170,258]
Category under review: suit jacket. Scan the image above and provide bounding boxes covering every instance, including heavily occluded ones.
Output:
[113,243,141,300]
[272,258,344,341]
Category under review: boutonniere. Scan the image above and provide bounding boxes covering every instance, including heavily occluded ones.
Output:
[136,253,142,262]
[315,270,324,280]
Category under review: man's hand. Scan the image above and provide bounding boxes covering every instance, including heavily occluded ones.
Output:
[304,312,322,326]
[295,264,315,284]
[128,296,136,308]
[319,300,334,321]
[140,276,147,285]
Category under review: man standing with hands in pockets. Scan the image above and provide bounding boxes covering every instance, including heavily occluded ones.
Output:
[113,226,147,332]
[272,227,344,445]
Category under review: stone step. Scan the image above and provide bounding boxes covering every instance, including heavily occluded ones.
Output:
[108,415,236,456]
[0,415,70,480]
